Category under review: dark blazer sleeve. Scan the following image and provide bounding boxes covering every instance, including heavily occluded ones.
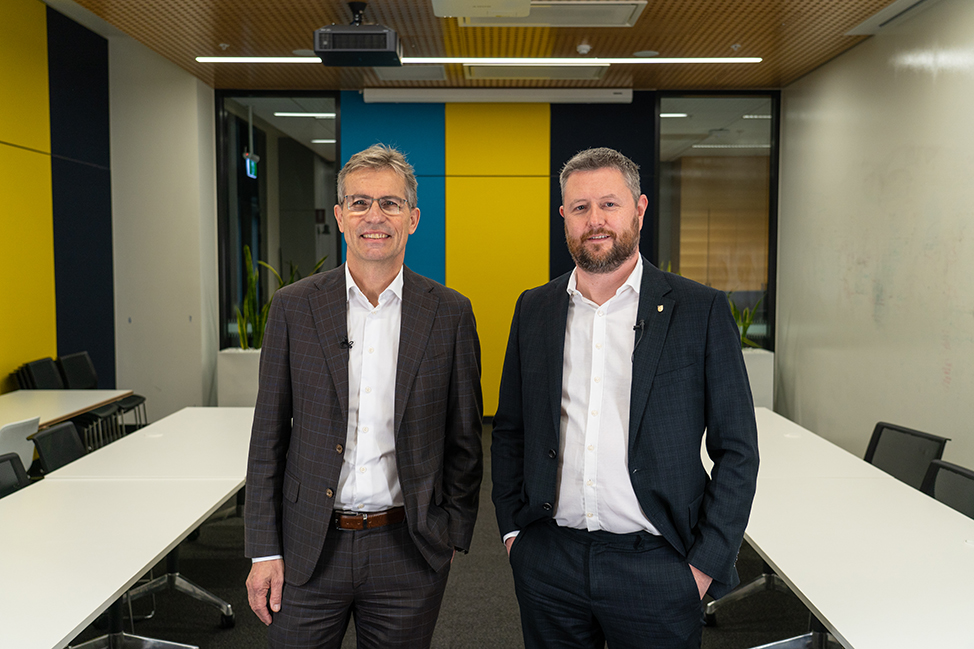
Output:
[244,292,293,559]
[491,292,527,538]
[686,290,759,593]
[441,300,484,552]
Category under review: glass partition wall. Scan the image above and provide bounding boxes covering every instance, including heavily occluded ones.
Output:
[217,92,341,349]
[656,94,778,350]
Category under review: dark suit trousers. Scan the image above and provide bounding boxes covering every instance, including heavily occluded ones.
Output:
[509,521,704,649]
[268,521,450,649]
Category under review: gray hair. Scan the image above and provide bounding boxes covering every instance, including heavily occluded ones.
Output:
[559,147,641,203]
[337,144,418,207]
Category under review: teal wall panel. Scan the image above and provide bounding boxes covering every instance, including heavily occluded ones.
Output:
[339,91,445,284]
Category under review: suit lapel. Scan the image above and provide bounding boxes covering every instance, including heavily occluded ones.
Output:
[395,267,438,437]
[546,276,571,439]
[310,266,350,423]
[628,259,674,451]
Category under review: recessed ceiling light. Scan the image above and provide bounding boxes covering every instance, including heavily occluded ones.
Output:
[660,112,688,118]
[311,139,337,144]
[743,114,772,119]
[274,112,336,119]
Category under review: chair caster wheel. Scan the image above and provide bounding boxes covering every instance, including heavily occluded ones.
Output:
[220,613,235,629]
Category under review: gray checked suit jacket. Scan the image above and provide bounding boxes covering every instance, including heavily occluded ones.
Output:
[491,258,759,599]
[245,265,484,586]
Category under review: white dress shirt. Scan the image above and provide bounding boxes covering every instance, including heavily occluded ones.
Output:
[554,256,660,536]
[335,264,405,512]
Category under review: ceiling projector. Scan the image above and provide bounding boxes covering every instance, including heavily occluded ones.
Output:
[314,2,402,67]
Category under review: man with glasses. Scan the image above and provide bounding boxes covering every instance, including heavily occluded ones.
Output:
[492,147,759,649]
[245,144,484,649]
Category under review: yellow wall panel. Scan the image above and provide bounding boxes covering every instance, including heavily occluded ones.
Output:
[0,0,50,153]
[445,103,549,176]
[446,176,549,416]
[445,103,550,414]
[0,146,56,393]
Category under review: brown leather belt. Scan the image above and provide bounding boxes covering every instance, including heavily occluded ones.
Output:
[332,506,405,531]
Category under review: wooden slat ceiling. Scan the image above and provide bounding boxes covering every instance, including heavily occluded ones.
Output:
[69,0,899,90]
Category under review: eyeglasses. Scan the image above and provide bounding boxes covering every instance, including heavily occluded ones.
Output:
[342,195,408,216]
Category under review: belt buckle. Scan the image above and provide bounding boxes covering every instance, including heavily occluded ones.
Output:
[360,512,369,529]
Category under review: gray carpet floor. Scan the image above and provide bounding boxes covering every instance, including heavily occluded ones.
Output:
[69,427,810,648]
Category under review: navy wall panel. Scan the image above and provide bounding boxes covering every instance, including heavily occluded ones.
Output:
[47,8,115,387]
[549,91,658,279]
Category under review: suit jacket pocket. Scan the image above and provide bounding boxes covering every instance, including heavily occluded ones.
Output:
[283,471,301,504]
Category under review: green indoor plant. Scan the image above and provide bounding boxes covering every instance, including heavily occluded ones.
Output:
[727,292,764,349]
[235,245,326,349]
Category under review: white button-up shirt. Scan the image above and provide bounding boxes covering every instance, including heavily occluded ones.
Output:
[554,256,660,536]
[335,264,405,512]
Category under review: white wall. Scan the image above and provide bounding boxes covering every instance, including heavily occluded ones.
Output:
[777,0,974,467]
[109,37,218,420]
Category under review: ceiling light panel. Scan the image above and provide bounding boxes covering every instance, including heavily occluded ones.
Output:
[459,0,647,27]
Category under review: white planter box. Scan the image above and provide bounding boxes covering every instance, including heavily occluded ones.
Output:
[743,348,774,409]
[217,348,261,407]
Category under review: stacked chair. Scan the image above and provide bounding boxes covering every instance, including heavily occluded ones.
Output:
[13,352,148,451]
[57,351,148,433]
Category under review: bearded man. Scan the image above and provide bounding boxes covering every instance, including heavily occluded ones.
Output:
[491,147,759,649]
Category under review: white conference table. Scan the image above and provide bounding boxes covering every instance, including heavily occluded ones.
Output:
[743,408,974,649]
[0,389,132,428]
[0,406,254,649]
[48,406,254,480]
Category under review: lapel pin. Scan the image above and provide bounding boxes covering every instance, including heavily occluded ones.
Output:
[658,304,664,312]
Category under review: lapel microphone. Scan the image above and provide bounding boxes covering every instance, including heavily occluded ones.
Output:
[632,320,646,363]
[340,337,354,350]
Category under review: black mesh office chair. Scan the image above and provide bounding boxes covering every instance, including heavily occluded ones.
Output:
[58,351,148,436]
[864,422,950,489]
[24,357,64,388]
[921,459,974,519]
[0,452,29,499]
[32,422,87,474]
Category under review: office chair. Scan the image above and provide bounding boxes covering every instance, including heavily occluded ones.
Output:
[864,422,950,489]
[0,417,40,476]
[921,459,974,519]
[0,452,30,499]
[31,421,87,474]
[24,357,65,388]
[58,351,148,436]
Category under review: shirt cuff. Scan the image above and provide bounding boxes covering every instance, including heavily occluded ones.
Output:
[252,555,283,563]
[502,531,519,543]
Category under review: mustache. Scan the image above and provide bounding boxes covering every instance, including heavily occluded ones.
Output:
[583,227,616,240]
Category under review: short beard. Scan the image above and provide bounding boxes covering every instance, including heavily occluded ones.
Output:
[565,214,641,274]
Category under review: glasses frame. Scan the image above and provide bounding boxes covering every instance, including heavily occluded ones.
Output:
[342,194,409,217]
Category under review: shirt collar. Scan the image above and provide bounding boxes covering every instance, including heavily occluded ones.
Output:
[566,255,643,298]
[345,264,404,305]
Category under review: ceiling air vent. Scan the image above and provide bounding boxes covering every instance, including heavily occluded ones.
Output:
[458,0,646,27]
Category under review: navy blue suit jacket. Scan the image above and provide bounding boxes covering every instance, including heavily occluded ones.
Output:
[491,258,758,598]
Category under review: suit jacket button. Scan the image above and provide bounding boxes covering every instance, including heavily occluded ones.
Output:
[543,502,552,510]
[548,449,557,458]
[326,488,334,498]
[336,444,344,453]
